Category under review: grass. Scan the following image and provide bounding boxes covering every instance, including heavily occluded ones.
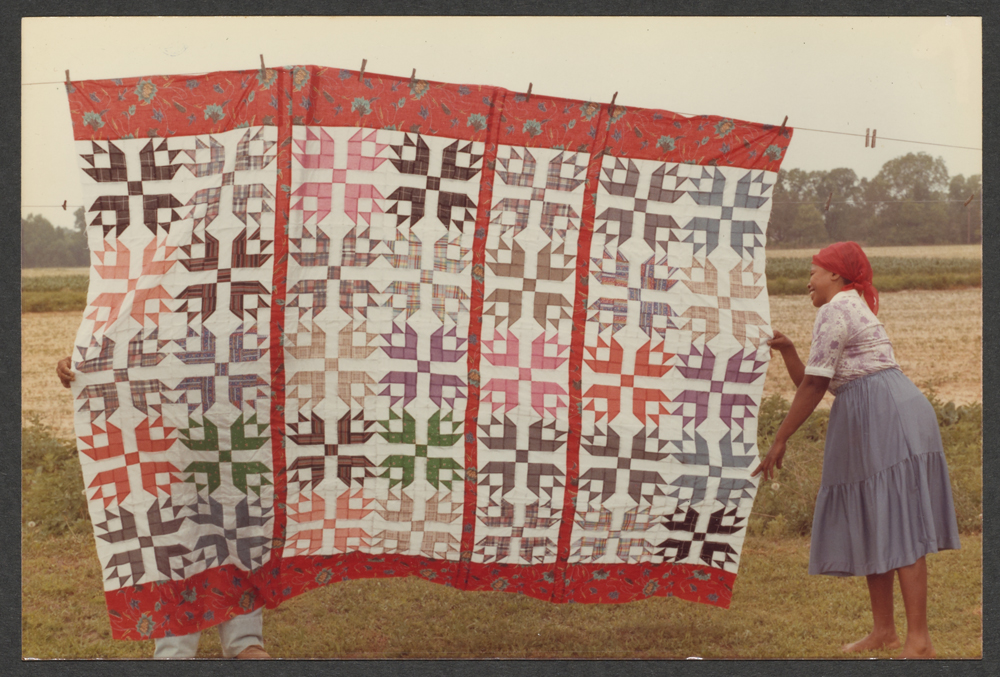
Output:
[21,274,89,313]
[21,389,981,659]
[21,529,981,659]
[21,275,90,292]
[767,244,982,259]
[22,417,91,537]
[766,257,981,296]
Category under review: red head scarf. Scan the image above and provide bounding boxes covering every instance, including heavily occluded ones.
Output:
[811,241,879,315]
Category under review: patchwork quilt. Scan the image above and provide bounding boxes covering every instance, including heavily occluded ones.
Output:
[65,66,792,639]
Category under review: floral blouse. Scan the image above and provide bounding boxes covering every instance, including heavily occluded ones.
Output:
[804,290,899,393]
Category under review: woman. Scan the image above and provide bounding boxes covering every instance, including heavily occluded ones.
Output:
[752,241,960,658]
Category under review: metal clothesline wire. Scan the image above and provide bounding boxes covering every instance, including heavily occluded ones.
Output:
[22,77,981,153]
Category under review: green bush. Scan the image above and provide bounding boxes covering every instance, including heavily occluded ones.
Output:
[750,391,982,538]
[22,416,90,536]
[926,393,983,534]
[749,395,828,537]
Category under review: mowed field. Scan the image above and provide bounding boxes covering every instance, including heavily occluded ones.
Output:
[764,288,982,407]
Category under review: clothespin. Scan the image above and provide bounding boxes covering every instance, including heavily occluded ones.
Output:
[358,58,367,82]
[259,54,266,76]
[865,128,870,148]
[410,68,416,86]
[526,83,532,101]
[61,200,67,211]
[779,116,788,134]
[964,192,976,208]
[610,92,618,109]
[824,192,833,213]
[65,70,70,85]
[871,129,877,148]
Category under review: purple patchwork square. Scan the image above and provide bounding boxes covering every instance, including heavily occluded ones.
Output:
[710,381,724,393]
[418,361,431,373]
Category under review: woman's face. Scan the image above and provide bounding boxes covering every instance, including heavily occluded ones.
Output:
[807,264,843,308]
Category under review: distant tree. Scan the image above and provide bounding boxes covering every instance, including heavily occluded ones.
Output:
[766,169,795,246]
[868,153,950,245]
[767,168,837,248]
[21,213,89,268]
[875,152,950,200]
[765,152,977,250]
[788,204,828,248]
[948,174,982,244]
[73,206,86,233]
[813,167,863,242]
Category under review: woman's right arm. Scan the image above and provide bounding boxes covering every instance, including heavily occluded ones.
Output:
[768,331,805,388]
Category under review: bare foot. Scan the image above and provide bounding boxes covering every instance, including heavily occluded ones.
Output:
[897,640,936,659]
[841,630,902,653]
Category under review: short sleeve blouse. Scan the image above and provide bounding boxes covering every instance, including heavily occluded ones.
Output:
[804,290,899,393]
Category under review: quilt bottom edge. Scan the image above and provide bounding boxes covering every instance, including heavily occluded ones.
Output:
[103,554,736,640]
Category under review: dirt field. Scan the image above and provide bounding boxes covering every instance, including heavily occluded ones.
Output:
[23,287,982,438]
[21,267,89,278]
[766,288,982,407]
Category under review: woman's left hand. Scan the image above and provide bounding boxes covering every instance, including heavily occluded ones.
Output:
[752,439,786,481]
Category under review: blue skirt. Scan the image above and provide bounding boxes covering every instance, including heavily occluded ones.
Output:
[808,367,961,577]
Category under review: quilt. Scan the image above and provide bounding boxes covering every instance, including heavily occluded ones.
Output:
[65,65,792,639]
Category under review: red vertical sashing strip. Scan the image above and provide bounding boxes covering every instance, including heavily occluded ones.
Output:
[456,87,506,589]
[265,67,292,603]
[553,103,611,601]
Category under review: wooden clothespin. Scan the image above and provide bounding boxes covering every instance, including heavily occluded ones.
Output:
[359,58,367,82]
[526,83,532,101]
[824,192,833,213]
[865,128,870,148]
[410,69,416,86]
[963,192,976,208]
[780,116,788,133]
[259,54,266,75]
[65,70,70,85]
[61,200,67,211]
[610,92,618,109]
[871,129,877,148]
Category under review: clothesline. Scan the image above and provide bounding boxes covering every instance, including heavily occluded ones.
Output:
[22,76,981,153]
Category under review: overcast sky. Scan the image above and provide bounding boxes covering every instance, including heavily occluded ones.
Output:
[21,16,982,229]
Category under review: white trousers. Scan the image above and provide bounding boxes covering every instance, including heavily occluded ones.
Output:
[153,607,263,659]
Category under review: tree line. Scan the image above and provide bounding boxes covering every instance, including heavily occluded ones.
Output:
[21,207,89,268]
[20,152,982,268]
[768,152,981,248]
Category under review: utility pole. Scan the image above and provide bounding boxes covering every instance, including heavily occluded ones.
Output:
[963,192,976,244]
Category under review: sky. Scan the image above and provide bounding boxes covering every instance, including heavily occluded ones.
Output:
[21,15,982,230]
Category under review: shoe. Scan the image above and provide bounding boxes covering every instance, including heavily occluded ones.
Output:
[236,645,271,659]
